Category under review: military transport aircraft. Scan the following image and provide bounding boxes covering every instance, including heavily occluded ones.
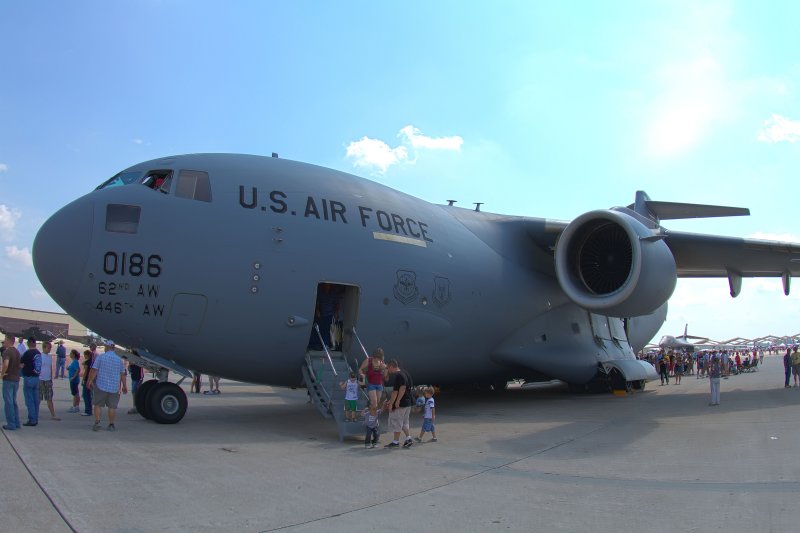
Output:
[31,153,800,424]
[658,325,706,352]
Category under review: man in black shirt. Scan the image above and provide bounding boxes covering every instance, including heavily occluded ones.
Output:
[384,359,414,449]
[127,362,143,414]
[20,338,41,426]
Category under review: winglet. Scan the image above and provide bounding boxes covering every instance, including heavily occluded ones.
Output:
[629,191,750,225]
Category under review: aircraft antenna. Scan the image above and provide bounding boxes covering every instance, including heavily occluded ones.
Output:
[447,200,457,206]
[474,202,483,212]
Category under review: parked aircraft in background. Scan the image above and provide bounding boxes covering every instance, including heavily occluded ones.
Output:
[31,154,800,424]
[0,326,59,343]
[658,325,707,352]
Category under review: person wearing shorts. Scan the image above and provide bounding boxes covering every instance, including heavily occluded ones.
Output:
[383,359,414,449]
[86,340,127,432]
[792,347,800,388]
[93,389,121,410]
[339,372,360,422]
[359,349,385,409]
[38,341,60,421]
[415,387,437,443]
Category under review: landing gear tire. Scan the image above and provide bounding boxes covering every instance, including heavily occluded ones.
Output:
[147,382,187,424]
[608,369,626,392]
[135,379,159,419]
[631,380,646,392]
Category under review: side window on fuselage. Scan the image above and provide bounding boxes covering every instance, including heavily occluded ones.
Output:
[175,170,212,202]
[105,204,141,234]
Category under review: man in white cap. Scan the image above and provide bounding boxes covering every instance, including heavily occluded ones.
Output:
[86,340,127,431]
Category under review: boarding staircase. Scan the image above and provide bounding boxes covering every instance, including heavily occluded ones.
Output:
[302,326,373,441]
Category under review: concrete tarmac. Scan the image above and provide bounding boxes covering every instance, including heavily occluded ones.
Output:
[2,356,800,532]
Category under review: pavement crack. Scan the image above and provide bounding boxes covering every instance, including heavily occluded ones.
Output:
[1,430,78,533]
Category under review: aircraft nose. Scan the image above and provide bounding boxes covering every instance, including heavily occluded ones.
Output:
[33,197,93,310]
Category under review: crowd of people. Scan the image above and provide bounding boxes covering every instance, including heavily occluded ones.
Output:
[640,348,765,385]
[0,334,232,433]
[1,334,128,431]
[637,347,786,406]
[4,332,796,446]
[1,335,437,446]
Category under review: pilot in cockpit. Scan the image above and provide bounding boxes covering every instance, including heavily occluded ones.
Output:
[141,172,171,192]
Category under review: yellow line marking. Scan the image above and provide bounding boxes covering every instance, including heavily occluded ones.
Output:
[372,232,428,248]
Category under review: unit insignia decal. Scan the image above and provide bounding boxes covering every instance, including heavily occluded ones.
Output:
[393,270,419,305]
[433,276,451,307]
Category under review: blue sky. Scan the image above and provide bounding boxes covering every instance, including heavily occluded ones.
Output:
[2,1,800,342]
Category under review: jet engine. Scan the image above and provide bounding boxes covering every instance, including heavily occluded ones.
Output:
[554,209,676,317]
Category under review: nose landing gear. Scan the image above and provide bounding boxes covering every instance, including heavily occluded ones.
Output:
[126,348,192,424]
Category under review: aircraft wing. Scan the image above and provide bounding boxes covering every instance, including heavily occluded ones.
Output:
[524,222,800,278]
[664,231,800,278]
[515,193,800,308]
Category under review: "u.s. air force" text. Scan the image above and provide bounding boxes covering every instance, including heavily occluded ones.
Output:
[239,187,433,243]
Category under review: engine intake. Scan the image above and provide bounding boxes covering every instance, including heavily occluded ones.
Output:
[554,209,677,317]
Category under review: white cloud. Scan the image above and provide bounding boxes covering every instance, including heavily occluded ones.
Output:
[346,125,463,174]
[757,114,800,144]
[0,204,21,238]
[132,139,144,145]
[398,125,463,151]
[346,137,409,174]
[0,163,7,172]
[6,245,32,267]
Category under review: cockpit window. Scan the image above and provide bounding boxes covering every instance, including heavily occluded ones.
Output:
[175,170,212,202]
[95,171,142,190]
[105,204,141,234]
[159,175,173,194]
[141,170,173,193]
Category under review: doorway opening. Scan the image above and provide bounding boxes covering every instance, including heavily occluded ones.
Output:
[307,282,360,353]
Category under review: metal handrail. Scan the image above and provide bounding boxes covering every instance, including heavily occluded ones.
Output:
[303,351,317,382]
[351,327,378,405]
[352,327,370,360]
[314,324,338,376]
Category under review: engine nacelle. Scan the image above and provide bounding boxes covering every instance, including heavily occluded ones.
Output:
[554,209,677,317]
